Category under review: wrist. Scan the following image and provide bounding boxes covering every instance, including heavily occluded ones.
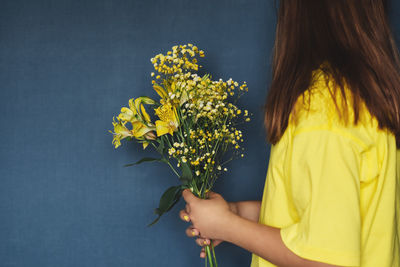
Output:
[218,210,243,243]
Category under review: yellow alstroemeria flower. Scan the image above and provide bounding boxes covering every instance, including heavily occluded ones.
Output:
[154,102,180,136]
[134,96,155,123]
[131,121,155,138]
[153,82,178,100]
[109,117,134,149]
[140,104,151,123]
[153,84,168,99]
[118,97,155,123]
[141,131,157,150]
[117,98,137,122]
[118,107,135,122]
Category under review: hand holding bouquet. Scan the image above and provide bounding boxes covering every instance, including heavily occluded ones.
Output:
[109,44,251,266]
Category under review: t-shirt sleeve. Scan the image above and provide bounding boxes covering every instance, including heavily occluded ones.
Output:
[280,128,362,267]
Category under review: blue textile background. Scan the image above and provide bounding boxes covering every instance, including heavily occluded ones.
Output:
[0,1,398,267]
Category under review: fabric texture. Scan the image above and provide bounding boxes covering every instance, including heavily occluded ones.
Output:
[250,68,400,267]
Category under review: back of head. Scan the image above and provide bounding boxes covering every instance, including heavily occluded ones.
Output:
[264,0,400,147]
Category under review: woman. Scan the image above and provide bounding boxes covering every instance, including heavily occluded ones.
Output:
[180,0,400,266]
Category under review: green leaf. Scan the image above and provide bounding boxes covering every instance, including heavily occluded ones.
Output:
[179,177,191,186]
[123,157,162,167]
[147,185,183,227]
[147,214,161,227]
[180,161,193,185]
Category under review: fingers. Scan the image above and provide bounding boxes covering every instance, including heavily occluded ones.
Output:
[198,239,224,259]
[184,225,211,247]
[182,188,198,204]
[206,190,220,199]
[195,237,210,247]
[181,223,221,259]
[179,209,190,222]
[185,225,199,237]
[200,247,206,258]
[185,203,190,213]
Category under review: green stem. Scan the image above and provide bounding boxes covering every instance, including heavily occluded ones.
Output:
[150,140,180,178]
[205,245,213,267]
[166,160,180,177]
[211,241,218,267]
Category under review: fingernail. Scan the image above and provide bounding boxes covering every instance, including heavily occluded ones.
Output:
[191,230,196,236]
[184,215,189,222]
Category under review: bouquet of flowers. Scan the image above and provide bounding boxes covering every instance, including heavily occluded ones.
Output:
[109,43,250,267]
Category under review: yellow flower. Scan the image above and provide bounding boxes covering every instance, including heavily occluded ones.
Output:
[154,102,179,136]
[109,117,134,149]
[117,107,134,122]
[131,121,154,138]
[168,81,177,94]
[117,98,137,122]
[153,84,168,99]
[117,97,155,124]
[179,89,189,106]
[142,141,149,149]
[140,104,151,123]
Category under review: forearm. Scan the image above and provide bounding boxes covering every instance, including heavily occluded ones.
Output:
[220,213,339,267]
[229,200,261,222]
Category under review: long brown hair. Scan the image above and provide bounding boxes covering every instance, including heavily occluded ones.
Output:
[263,0,400,148]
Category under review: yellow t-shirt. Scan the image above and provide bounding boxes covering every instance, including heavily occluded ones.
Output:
[250,69,400,267]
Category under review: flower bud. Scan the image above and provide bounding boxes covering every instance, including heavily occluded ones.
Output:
[144,131,157,140]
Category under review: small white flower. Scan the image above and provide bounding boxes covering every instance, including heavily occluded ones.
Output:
[223,168,227,171]
[168,148,176,155]
[195,170,200,176]
[217,166,222,170]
